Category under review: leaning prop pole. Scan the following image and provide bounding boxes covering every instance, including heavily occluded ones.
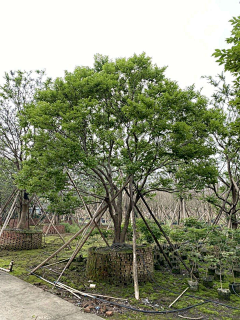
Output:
[30,178,130,275]
[30,216,98,275]
[34,196,71,248]
[135,185,195,279]
[124,187,172,269]
[66,170,110,247]
[0,191,20,238]
[54,204,107,286]
[0,188,18,220]
[44,213,56,236]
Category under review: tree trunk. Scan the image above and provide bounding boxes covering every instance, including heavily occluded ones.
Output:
[229,185,238,229]
[54,213,59,225]
[111,192,131,244]
[113,220,122,243]
[16,197,29,229]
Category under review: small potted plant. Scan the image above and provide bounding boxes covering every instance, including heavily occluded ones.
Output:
[186,228,202,291]
[229,238,240,294]
[217,255,231,301]
[202,255,216,288]
[213,231,230,300]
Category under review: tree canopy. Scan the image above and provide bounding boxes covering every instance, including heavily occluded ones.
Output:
[17,53,217,242]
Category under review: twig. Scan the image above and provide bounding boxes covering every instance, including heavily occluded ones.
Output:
[169,287,189,308]
[0,267,10,273]
[57,281,128,301]
[178,315,203,320]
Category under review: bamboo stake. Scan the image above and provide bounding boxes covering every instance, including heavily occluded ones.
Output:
[168,287,189,308]
[40,259,69,268]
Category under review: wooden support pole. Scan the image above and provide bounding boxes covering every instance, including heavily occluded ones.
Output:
[130,177,139,300]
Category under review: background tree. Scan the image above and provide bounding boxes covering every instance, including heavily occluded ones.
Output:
[0,158,15,215]
[0,70,46,228]
[212,16,240,228]
[202,73,240,228]
[213,16,240,82]
[18,53,217,243]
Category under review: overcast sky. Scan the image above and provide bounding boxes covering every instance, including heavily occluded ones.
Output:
[0,0,239,96]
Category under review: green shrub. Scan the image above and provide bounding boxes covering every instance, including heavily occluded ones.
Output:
[170,228,186,242]
[61,223,79,234]
[136,218,163,244]
[89,228,114,239]
[183,217,206,229]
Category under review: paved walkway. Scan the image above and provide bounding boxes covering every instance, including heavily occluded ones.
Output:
[0,270,103,320]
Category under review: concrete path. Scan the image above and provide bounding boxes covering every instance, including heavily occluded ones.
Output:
[0,270,103,320]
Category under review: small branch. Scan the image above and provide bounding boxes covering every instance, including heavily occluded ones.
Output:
[178,315,203,320]
[169,287,188,308]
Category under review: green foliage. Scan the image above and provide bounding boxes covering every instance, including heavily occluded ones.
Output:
[89,228,113,239]
[60,223,79,234]
[213,16,240,81]
[46,192,81,215]
[19,54,215,194]
[186,227,208,242]
[169,227,186,243]
[136,218,163,244]
[184,217,207,229]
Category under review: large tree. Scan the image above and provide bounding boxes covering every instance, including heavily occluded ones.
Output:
[0,70,46,228]
[18,53,216,243]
